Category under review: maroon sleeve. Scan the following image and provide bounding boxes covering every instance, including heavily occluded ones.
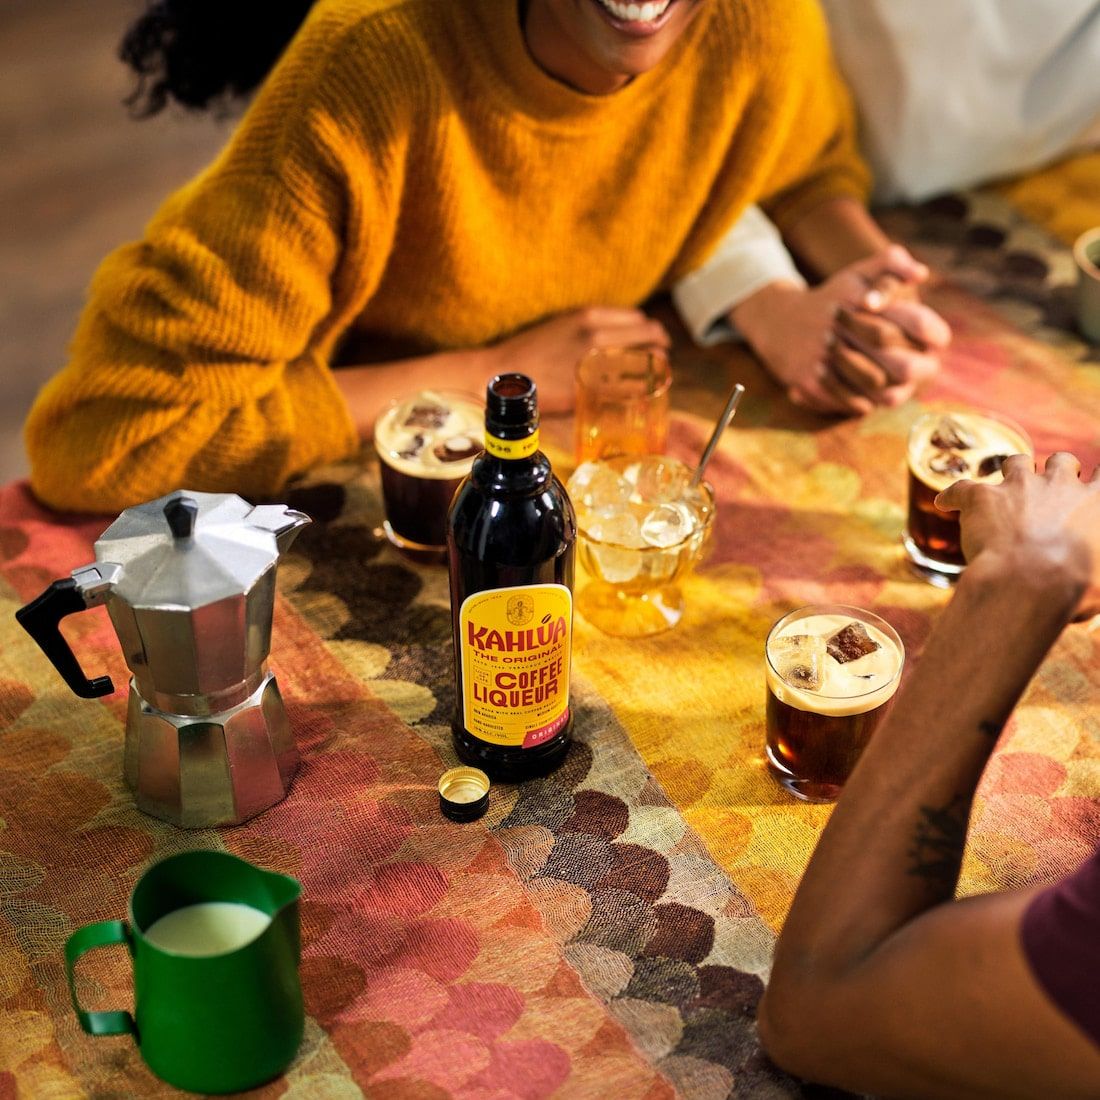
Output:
[1020,846,1100,1048]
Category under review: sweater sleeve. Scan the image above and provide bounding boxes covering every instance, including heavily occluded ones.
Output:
[26,174,358,513]
[24,14,403,513]
[755,0,872,235]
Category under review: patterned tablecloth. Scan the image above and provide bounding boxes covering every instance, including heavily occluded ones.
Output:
[2,163,1100,1099]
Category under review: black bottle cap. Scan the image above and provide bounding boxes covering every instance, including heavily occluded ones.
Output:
[438,767,490,822]
[486,374,538,439]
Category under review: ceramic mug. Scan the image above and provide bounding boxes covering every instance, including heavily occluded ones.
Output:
[1073,226,1100,344]
[65,851,303,1094]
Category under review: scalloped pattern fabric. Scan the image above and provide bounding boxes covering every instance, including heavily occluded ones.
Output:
[1,182,1099,1097]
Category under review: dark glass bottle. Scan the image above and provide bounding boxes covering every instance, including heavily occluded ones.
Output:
[446,373,576,782]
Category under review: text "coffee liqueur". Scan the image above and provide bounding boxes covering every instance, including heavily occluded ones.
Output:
[460,586,571,746]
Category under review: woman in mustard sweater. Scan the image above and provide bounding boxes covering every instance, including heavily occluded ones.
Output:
[25,0,949,512]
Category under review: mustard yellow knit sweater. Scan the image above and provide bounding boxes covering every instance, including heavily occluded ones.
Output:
[26,0,868,512]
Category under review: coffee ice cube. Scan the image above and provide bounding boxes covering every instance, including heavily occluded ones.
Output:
[930,416,976,450]
[826,621,880,664]
[773,634,828,691]
[404,404,449,430]
[433,434,480,463]
[929,451,969,476]
[977,453,1009,478]
[640,502,696,549]
[397,433,427,460]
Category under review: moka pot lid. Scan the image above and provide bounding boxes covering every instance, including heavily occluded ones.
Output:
[92,490,310,611]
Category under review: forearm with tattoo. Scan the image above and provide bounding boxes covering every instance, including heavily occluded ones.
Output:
[907,793,969,894]
[906,720,1005,893]
[767,563,1081,971]
[761,461,1100,1096]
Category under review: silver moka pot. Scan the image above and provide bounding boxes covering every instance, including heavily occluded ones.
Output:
[16,490,310,827]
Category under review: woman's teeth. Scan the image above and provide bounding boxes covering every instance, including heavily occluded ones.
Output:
[597,0,673,23]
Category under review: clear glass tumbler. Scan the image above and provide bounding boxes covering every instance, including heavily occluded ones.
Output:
[574,347,671,463]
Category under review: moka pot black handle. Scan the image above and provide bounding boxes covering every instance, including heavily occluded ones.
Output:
[15,579,114,699]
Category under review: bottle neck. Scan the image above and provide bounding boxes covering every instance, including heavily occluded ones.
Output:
[484,424,540,461]
[471,442,550,495]
[481,372,542,481]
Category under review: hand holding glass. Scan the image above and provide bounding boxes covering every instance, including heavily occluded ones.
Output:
[905,409,1032,586]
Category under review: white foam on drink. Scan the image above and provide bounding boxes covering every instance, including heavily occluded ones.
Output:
[908,410,1031,493]
[375,390,483,480]
[143,902,271,956]
[766,613,903,716]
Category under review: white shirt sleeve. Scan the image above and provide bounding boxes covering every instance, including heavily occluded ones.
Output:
[672,205,805,347]
[820,0,1100,203]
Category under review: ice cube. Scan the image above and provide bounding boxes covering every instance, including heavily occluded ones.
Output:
[977,453,1009,478]
[588,512,643,547]
[682,483,712,516]
[568,461,602,493]
[930,416,976,450]
[640,502,696,549]
[433,434,480,463]
[396,433,426,460]
[568,464,632,512]
[591,546,642,584]
[629,457,692,505]
[773,634,827,691]
[929,451,969,476]
[587,513,643,583]
[404,403,449,429]
[826,622,880,664]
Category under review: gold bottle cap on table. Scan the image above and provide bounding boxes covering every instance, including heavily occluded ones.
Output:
[438,767,490,823]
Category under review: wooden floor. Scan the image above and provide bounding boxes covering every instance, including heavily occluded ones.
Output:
[0,0,229,486]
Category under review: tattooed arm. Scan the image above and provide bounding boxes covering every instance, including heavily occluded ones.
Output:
[759,453,1100,1098]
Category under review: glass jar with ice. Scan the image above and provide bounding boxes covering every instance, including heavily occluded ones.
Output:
[565,455,715,637]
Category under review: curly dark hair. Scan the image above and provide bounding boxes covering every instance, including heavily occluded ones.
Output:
[119,1,316,116]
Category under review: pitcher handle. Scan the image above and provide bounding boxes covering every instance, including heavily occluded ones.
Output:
[15,579,114,699]
[64,921,136,1037]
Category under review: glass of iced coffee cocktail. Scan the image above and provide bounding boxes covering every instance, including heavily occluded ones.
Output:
[905,409,1032,586]
[765,605,904,803]
[567,455,714,637]
[375,390,483,562]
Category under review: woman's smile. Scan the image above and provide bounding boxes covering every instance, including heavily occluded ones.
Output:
[588,0,679,37]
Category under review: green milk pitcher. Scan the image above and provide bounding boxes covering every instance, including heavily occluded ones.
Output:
[65,850,304,1094]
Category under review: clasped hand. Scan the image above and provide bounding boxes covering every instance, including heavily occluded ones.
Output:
[735,244,952,415]
[477,244,950,419]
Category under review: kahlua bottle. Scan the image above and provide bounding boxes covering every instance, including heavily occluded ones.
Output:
[447,373,576,781]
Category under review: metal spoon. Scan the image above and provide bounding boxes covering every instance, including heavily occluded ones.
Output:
[690,383,745,488]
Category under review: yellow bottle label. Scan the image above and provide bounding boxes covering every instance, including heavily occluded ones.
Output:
[484,429,539,460]
[458,583,572,748]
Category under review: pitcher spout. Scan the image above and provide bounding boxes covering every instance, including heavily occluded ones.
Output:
[274,511,310,554]
[248,506,312,554]
[263,868,303,915]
